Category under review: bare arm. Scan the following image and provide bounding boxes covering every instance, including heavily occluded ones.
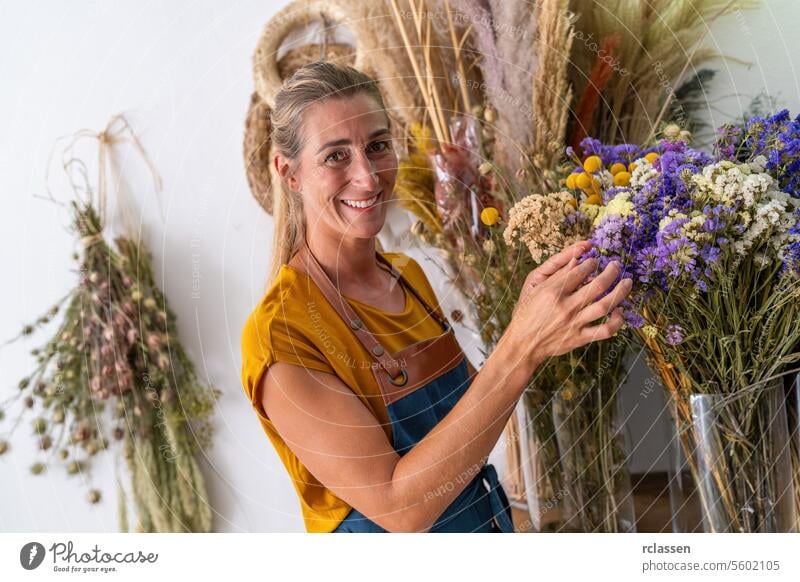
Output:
[261,241,631,532]
[262,332,535,532]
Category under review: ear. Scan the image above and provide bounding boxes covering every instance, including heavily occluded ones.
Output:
[273,152,301,192]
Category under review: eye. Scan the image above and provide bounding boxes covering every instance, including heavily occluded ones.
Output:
[325,150,349,164]
[367,140,393,154]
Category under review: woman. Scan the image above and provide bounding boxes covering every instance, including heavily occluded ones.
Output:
[240,61,632,533]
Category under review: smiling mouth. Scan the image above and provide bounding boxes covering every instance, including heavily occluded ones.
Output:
[340,191,382,211]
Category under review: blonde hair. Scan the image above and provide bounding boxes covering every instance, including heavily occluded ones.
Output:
[267,60,389,284]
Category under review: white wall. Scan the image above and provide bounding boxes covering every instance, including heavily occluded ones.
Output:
[1,0,798,532]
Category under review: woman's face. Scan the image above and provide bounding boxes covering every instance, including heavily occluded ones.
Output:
[277,92,398,241]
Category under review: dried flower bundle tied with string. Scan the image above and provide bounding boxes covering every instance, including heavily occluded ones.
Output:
[0,116,220,532]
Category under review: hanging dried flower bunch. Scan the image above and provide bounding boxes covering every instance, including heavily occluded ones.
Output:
[0,115,220,532]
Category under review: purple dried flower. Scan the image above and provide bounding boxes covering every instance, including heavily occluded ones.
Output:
[665,324,685,346]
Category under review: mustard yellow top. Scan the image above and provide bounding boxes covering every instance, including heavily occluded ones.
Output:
[240,251,447,532]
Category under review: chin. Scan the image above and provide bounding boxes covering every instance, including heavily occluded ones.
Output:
[348,223,386,240]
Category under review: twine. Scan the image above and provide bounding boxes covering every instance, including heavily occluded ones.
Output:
[44,113,163,241]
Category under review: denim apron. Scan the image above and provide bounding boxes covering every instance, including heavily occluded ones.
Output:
[288,241,514,533]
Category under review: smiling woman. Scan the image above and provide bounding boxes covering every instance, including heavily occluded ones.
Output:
[239,61,630,533]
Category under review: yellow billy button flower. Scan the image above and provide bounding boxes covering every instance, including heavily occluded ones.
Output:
[613,171,631,187]
[583,155,602,173]
[576,172,593,190]
[566,197,578,209]
[628,162,638,173]
[610,163,627,175]
[565,172,578,190]
[645,152,660,164]
[480,207,500,226]
[585,193,603,206]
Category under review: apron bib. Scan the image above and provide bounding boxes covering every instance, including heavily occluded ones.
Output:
[288,241,514,533]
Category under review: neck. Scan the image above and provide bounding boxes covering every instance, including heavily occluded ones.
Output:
[305,234,384,288]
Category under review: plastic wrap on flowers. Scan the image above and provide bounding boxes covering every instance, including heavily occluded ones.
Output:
[429,116,499,247]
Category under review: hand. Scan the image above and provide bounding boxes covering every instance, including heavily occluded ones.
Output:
[511,240,592,319]
[507,240,632,369]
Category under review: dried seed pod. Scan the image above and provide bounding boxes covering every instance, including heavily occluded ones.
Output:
[72,425,91,443]
[157,353,170,370]
[87,489,102,504]
[146,333,161,350]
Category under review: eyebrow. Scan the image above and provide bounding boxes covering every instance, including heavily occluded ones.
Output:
[315,128,391,155]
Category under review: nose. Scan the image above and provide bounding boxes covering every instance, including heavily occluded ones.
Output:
[349,149,380,191]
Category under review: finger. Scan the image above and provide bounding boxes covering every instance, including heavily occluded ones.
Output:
[536,241,592,278]
[554,256,599,293]
[570,260,623,309]
[577,277,632,324]
[578,308,626,344]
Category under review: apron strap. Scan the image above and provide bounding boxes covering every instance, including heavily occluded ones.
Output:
[287,240,405,381]
[374,252,452,334]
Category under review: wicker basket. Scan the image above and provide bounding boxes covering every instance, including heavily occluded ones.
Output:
[245,0,426,214]
[244,43,356,215]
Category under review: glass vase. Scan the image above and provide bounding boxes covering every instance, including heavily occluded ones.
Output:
[665,392,704,532]
[517,383,636,532]
[787,372,800,532]
[516,390,568,532]
[685,379,797,532]
[551,384,637,532]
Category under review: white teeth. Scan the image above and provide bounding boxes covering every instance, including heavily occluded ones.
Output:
[341,193,380,209]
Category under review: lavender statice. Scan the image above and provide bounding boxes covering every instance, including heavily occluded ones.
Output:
[718,109,800,198]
